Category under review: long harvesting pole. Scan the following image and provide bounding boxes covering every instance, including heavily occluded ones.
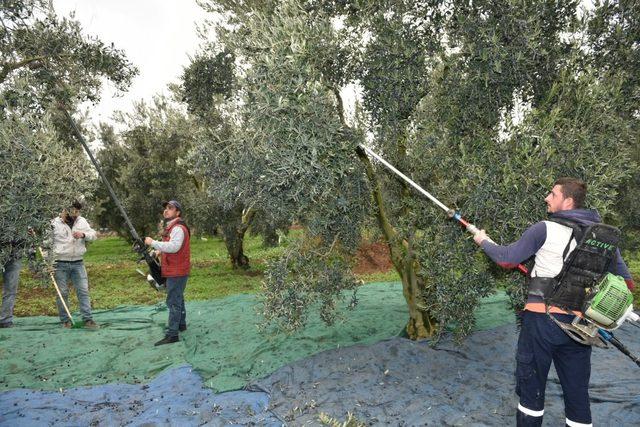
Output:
[60,107,165,291]
[358,144,527,274]
[598,329,640,368]
[358,145,450,213]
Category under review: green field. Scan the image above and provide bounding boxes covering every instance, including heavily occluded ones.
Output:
[9,233,639,317]
[13,233,400,317]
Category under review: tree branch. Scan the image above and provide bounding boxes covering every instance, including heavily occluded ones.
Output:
[0,56,47,83]
[356,147,404,267]
[329,85,347,127]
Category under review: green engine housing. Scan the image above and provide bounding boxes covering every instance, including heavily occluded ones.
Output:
[584,273,633,328]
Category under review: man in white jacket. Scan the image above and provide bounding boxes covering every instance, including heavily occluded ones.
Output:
[51,201,98,328]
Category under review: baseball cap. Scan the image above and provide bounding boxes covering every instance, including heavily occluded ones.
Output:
[162,200,183,212]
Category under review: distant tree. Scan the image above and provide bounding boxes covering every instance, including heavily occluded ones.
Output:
[182,51,235,121]
[92,97,197,239]
[92,123,128,231]
[182,49,291,268]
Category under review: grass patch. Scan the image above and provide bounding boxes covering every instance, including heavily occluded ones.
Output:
[10,233,639,317]
[14,233,297,317]
[356,270,401,283]
[13,230,398,317]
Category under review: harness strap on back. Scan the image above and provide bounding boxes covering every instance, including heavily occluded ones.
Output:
[547,217,584,263]
[526,218,582,299]
[528,277,555,298]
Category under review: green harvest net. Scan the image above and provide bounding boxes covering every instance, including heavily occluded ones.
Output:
[0,282,514,392]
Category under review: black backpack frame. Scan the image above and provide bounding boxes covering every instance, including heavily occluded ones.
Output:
[546,218,621,311]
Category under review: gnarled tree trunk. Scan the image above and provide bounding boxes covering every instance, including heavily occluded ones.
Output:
[262,225,279,248]
[357,148,437,339]
[221,204,255,270]
[397,243,436,339]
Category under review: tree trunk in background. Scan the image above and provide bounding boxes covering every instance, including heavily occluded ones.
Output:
[221,204,255,270]
[223,227,249,269]
[262,225,279,248]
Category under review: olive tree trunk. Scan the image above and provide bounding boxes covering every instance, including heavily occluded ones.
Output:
[262,225,280,248]
[221,204,255,270]
[357,149,437,339]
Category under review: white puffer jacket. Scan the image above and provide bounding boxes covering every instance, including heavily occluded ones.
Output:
[50,216,97,261]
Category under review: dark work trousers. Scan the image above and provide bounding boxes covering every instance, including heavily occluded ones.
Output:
[165,275,188,338]
[516,311,592,427]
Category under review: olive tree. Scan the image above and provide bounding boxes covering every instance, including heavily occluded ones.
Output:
[196,0,635,339]
[0,98,94,266]
[182,51,252,268]
[182,50,294,268]
[91,123,127,231]
[0,0,136,138]
[91,97,198,239]
[585,0,640,248]
[1,0,135,263]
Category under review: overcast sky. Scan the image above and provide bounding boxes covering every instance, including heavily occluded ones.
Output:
[52,0,208,125]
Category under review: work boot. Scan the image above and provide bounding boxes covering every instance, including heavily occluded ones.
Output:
[0,322,13,328]
[62,321,72,328]
[179,324,187,332]
[155,335,179,346]
[84,320,99,329]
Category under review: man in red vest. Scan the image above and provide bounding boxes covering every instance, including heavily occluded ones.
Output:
[145,200,191,346]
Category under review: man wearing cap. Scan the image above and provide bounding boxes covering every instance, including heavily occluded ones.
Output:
[145,200,191,346]
[50,201,99,328]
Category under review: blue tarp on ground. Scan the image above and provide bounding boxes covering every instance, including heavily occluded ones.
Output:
[251,322,640,425]
[1,283,640,425]
[2,322,640,425]
[0,365,283,426]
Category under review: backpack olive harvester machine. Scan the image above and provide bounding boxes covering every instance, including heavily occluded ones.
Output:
[357,144,640,367]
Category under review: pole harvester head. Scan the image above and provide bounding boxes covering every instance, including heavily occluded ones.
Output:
[133,239,166,292]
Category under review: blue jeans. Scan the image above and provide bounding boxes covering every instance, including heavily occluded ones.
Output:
[516,311,592,427]
[54,261,93,322]
[165,275,188,338]
[1,258,21,325]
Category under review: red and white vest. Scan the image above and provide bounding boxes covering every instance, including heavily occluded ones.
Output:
[161,220,191,277]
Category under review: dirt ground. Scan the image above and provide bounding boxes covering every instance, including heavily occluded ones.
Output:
[353,241,393,275]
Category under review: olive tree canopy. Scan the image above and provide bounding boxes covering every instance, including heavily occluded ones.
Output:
[0,102,94,265]
[194,0,637,339]
[1,0,136,263]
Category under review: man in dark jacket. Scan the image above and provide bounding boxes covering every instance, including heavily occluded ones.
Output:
[145,200,191,346]
[473,178,634,427]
